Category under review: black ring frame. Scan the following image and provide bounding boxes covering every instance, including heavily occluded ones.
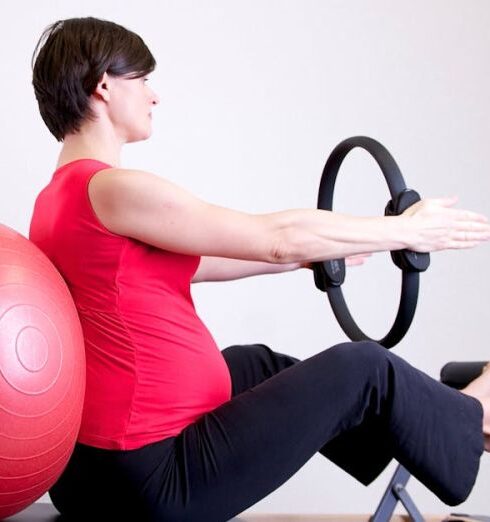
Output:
[312,136,430,348]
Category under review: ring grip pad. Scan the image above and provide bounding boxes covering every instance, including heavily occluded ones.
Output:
[384,189,430,273]
[313,259,345,291]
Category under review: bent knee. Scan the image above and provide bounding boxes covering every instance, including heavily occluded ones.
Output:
[319,341,389,375]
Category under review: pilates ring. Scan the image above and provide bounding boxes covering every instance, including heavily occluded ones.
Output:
[312,136,430,348]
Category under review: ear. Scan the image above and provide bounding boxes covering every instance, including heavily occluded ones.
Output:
[93,71,111,102]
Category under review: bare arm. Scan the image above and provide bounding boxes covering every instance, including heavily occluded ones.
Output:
[89,170,490,265]
[192,257,302,283]
[191,254,372,283]
[270,209,408,263]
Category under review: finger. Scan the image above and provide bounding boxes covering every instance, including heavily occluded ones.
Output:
[452,229,490,242]
[446,240,483,249]
[452,209,490,222]
[345,253,372,262]
[454,222,490,238]
[346,257,366,266]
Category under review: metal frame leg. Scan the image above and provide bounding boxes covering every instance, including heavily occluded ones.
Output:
[370,463,425,522]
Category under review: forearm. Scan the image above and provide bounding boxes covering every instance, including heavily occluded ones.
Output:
[193,257,302,283]
[271,209,410,263]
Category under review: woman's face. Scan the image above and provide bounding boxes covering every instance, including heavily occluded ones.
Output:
[106,72,160,143]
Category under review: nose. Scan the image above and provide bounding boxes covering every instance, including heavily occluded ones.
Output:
[151,89,160,106]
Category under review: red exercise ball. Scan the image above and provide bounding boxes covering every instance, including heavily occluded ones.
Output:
[0,223,86,519]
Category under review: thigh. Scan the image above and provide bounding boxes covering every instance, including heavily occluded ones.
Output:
[221,343,300,396]
[141,342,393,522]
[221,343,393,483]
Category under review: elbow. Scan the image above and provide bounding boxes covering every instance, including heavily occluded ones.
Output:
[269,228,295,264]
[261,211,297,264]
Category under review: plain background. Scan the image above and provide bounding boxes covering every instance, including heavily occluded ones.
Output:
[1,0,489,517]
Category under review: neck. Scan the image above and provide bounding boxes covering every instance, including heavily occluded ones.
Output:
[57,118,123,169]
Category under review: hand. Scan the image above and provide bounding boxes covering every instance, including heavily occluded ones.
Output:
[401,195,490,252]
[301,253,372,270]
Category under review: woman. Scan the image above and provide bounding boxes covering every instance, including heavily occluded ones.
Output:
[29,16,490,522]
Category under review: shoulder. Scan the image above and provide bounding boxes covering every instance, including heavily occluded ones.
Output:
[88,167,157,203]
[87,167,151,234]
[88,167,188,212]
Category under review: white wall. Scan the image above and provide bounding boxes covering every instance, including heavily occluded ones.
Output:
[1,0,489,517]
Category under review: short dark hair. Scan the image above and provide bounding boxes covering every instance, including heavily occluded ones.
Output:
[31,17,156,142]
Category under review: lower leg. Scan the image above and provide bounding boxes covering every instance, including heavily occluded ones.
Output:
[356,343,484,506]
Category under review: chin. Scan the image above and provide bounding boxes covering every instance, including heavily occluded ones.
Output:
[127,130,152,143]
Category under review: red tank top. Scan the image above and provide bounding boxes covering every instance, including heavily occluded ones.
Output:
[28,159,232,450]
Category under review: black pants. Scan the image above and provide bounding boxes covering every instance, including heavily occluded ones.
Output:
[49,341,484,522]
